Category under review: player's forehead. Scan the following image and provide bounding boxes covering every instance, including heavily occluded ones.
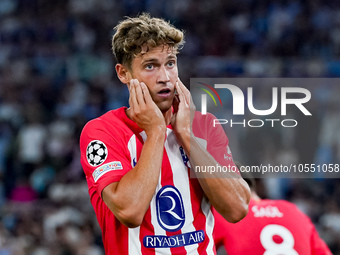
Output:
[134,45,177,63]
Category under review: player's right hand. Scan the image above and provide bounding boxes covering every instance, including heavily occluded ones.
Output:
[127,79,166,136]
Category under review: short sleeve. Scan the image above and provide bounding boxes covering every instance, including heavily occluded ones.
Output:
[193,112,238,172]
[310,223,332,255]
[80,119,133,197]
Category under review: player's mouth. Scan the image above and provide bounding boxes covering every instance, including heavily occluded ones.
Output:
[157,88,172,98]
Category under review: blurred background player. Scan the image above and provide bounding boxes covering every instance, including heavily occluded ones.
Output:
[214,168,332,255]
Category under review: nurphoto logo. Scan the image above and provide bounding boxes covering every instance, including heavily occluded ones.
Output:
[192,78,313,128]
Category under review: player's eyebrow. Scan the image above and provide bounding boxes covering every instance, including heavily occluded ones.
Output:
[167,54,177,60]
[141,55,177,65]
[141,58,159,65]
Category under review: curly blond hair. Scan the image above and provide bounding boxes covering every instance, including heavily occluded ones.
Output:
[112,13,185,69]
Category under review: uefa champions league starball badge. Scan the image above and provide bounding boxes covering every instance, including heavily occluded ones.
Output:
[86,140,108,166]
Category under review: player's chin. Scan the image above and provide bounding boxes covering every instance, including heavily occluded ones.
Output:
[156,100,173,113]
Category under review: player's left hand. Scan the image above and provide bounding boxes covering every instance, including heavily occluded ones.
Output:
[171,78,196,142]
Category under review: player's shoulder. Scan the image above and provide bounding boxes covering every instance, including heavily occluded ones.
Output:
[193,111,217,122]
[193,111,221,131]
[273,199,300,209]
[82,112,110,131]
[260,199,308,217]
[81,107,127,135]
[193,111,229,145]
[258,199,298,208]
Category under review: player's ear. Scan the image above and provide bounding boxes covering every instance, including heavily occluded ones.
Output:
[116,64,132,84]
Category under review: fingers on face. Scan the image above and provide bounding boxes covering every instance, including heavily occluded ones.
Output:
[172,94,179,113]
[128,79,138,108]
[134,80,145,106]
[175,80,189,106]
[177,78,188,91]
[140,82,152,104]
[178,78,191,102]
[175,81,184,102]
[129,79,149,107]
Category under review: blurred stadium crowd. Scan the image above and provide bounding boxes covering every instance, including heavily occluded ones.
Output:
[0,0,340,254]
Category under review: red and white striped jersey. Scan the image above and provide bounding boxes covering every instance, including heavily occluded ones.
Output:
[80,107,236,255]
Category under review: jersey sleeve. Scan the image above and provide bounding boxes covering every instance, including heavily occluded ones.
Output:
[80,118,132,197]
[193,112,238,171]
[310,223,332,255]
[285,201,332,255]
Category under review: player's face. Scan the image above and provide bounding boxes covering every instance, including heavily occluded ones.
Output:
[129,45,178,113]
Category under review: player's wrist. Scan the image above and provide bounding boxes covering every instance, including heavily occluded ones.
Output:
[176,126,191,140]
[146,125,167,138]
[173,129,191,154]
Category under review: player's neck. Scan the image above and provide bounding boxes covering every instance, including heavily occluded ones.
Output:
[163,109,172,126]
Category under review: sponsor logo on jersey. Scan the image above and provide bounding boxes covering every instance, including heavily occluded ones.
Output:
[223,155,233,161]
[179,146,190,168]
[92,161,123,182]
[86,140,108,166]
[156,185,185,232]
[143,230,205,248]
[226,145,232,155]
[224,145,233,160]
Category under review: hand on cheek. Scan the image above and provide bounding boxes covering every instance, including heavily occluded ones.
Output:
[127,79,166,136]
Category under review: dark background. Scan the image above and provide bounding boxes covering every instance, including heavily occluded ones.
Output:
[0,0,339,254]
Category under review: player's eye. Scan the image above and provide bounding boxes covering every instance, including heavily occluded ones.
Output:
[167,61,175,67]
[145,64,154,70]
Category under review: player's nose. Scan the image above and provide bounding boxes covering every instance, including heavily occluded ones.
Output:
[157,65,170,84]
